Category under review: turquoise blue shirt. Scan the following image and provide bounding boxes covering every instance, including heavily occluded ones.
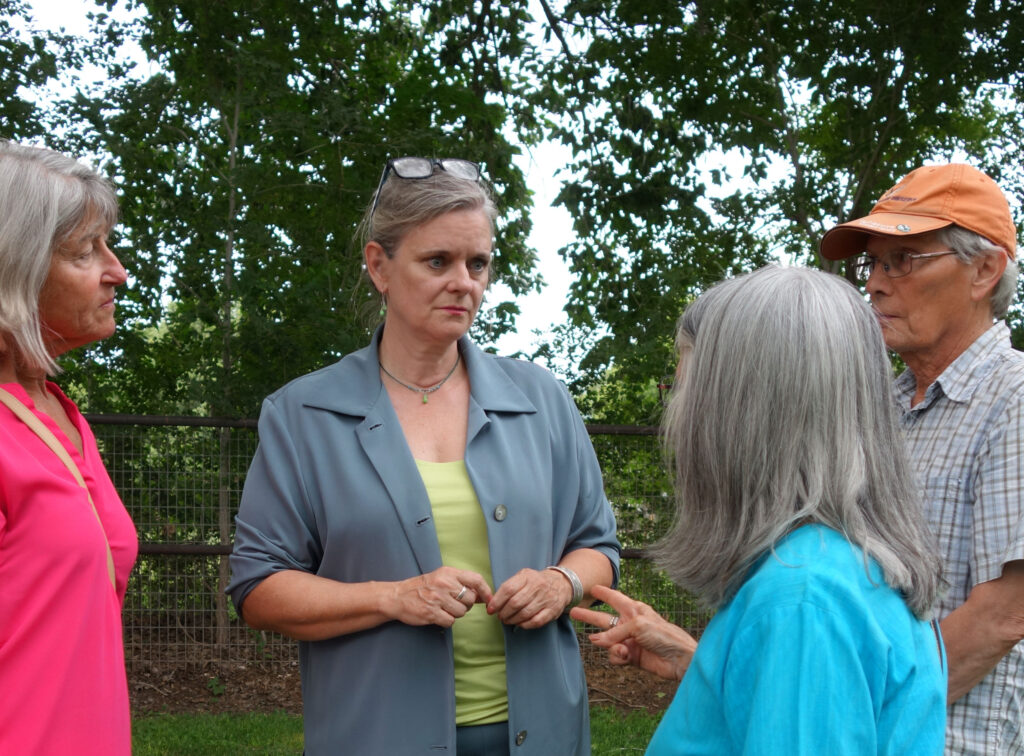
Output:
[646,525,946,755]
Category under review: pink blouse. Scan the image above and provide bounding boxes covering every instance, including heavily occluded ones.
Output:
[0,382,138,754]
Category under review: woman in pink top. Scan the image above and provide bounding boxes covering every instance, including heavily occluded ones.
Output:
[0,141,138,754]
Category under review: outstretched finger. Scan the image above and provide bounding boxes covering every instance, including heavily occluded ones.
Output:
[587,620,636,648]
[570,605,615,628]
[589,584,640,616]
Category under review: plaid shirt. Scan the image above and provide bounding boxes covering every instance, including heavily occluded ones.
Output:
[896,323,1024,755]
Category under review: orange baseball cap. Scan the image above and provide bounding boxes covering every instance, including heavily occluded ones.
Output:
[820,163,1018,261]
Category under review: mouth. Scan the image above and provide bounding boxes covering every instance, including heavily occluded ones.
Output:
[99,295,118,311]
[871,309,897,329]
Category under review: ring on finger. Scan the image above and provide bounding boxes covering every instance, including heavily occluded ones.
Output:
[608,615,620,628]
[454,585,468,602]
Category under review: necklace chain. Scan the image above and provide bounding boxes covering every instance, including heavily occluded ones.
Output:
[379,352,461,404]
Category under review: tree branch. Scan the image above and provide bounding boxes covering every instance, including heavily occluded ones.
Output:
[538,0,573,60]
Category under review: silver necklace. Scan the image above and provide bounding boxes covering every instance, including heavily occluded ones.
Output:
[379,352,461,404]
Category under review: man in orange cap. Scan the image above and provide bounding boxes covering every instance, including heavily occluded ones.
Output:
[821,163,1024,755]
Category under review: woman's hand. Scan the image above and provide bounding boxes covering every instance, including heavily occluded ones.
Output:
[384,566,493,628]
[570,584,697,681]
[488,568,573,629]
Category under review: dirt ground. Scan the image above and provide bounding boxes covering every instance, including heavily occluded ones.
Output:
[129,654,678,716]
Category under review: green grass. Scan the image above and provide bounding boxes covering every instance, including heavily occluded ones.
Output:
[590,706,664,754]
[132,711,303,755]
[132,706,663,754]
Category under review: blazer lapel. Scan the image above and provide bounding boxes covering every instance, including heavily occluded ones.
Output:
[305,329,540,578]
[304,327,444,575]
[355,404,443,576]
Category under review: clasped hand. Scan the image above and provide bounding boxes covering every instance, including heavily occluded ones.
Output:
[487,567,574,629]
[388,566,572,630]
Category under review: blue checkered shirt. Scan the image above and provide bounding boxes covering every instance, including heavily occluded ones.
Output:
[896,323,1024,755]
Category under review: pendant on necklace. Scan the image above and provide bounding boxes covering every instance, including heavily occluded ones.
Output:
[379,351,461,406]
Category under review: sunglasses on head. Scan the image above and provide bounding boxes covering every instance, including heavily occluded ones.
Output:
[370,157,481,217]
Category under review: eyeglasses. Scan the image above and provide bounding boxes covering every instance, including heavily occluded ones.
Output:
[853,249,958,282]
[370,156,481,217]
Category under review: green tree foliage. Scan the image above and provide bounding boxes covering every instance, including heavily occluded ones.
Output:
[7,0,1024,423]
[3,3,551,631]
[17,0,542,417]
[0,0,58,139]
[536,0,1024,419]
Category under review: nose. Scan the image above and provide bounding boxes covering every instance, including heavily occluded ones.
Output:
[97,240,128,286]
[446,262,474,293]
[864,259,888,298]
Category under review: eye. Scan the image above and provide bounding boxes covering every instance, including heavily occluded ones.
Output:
[69,241,96,262]
[470,257,489,274]
[427,256,444,269]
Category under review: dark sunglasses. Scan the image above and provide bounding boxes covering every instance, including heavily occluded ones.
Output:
[370,157,481,217]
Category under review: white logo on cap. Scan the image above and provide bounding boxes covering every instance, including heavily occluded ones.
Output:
[897,224,911,232]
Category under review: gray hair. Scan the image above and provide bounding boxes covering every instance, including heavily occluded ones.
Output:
[655,265,943,619]
[357,165,497,258]
[0,140,118,373]
[934,224,1018,319]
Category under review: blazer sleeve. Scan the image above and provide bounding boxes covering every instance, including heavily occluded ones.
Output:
[554,378,621,583]
[227,396,323,612]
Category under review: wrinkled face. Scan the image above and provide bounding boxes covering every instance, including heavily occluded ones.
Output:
[863,232,976,365]
[37,217,127,356]
[367,208,492,347]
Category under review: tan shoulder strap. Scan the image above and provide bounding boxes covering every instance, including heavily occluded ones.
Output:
[0,387,116,590]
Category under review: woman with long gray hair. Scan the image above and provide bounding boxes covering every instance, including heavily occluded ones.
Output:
[229,157,619,755]
[573,265,946,754]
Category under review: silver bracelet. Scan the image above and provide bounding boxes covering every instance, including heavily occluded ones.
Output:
[546,565,584,610]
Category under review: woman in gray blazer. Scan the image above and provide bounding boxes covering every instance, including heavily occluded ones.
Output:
[228,157,619,755]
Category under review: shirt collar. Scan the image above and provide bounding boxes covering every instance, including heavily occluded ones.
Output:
[896,321,1009,408]
[299,326,537,417]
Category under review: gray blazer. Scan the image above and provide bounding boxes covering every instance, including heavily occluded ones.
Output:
[228,331,620,755]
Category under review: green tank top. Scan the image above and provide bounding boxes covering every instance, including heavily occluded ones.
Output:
[415,459,509,725]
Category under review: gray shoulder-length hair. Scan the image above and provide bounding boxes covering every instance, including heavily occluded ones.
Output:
[0,140,118,374]
[654,265,943,619]
[357,162,497,258]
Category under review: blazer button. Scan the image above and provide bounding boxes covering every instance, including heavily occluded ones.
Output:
[493,505,508,522]
[515,730,527,746]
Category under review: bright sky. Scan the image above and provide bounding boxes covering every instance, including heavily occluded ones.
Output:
[494,145,574,359]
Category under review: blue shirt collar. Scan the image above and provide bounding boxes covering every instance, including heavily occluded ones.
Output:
[300,326,537,417]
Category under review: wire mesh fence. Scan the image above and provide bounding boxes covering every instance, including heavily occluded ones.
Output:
[88,416,713,672]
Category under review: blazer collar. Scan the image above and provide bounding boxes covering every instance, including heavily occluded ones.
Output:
[301,327,537,418]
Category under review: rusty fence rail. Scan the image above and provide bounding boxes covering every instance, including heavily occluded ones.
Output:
[86,415,711,671]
